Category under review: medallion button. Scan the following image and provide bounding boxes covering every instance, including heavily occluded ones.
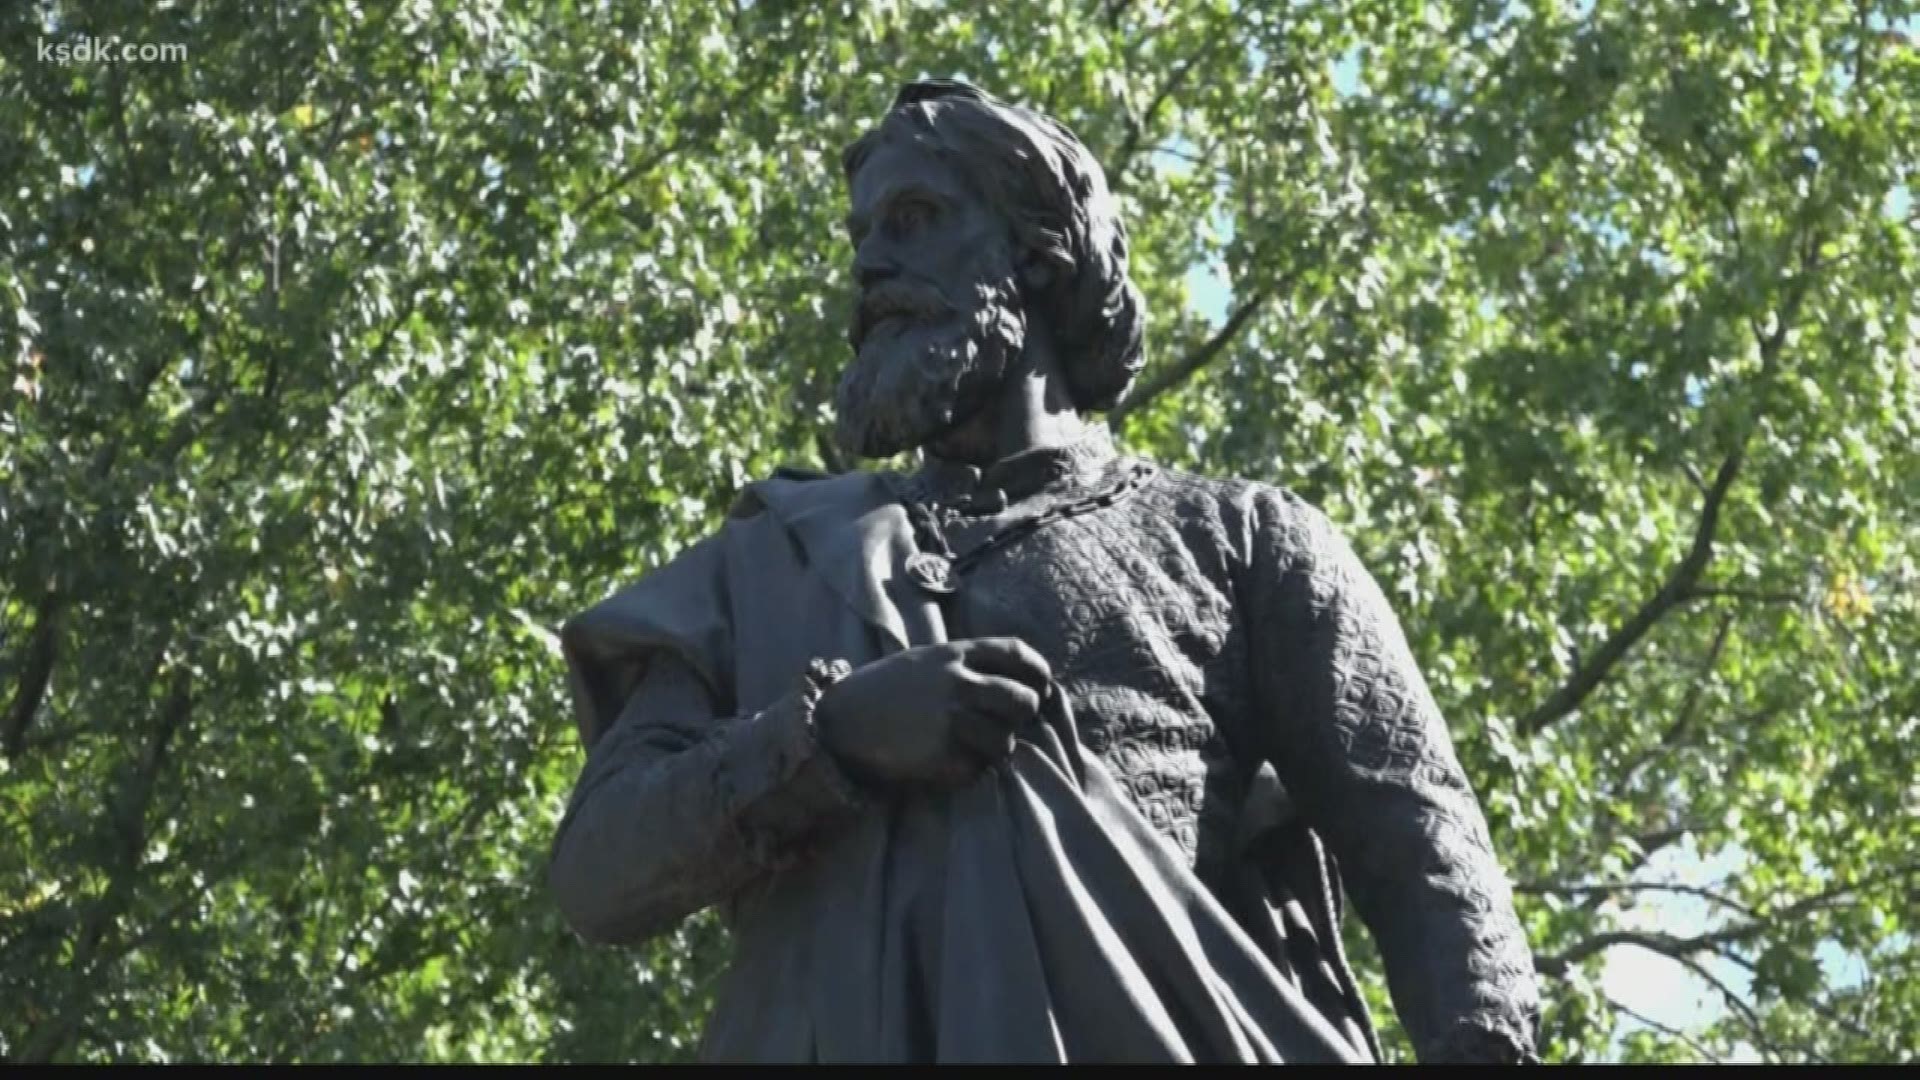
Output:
[905,551,958,594]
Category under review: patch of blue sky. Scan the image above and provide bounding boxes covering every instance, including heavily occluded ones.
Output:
[1602,842,1754,1051]
[1186,258,1232,329]
[1601,837,1878,1059]
[1332,47,1362,98]
[1185,199,1234,329]
[1149,132,1234,329]
[1571,210,1632,253]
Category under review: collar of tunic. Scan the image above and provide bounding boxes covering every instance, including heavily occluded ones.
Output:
[911,426,1122,515]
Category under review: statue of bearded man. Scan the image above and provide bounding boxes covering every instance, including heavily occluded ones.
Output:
[549,80,1541,1064]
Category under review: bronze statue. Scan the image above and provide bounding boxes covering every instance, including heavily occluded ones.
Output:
[549,80,1540,1063]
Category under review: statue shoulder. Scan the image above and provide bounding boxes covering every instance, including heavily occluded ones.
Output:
[726,465,898,530]
[725,464,850,518]
[1135,462,1332,534]
[1133,462,1349,569]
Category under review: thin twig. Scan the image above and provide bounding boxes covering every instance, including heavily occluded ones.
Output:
[1602,993,1725,1062]
[1669,950,1788,1063]
[1615,612,1735,786]
[1683,585,1805,605]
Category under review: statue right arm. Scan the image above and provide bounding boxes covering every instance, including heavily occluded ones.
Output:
[547,650,864,945]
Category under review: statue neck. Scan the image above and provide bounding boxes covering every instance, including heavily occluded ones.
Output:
[924,317,1088,469]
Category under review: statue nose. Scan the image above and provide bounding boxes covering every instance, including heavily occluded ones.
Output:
[855,261,897,292]
[853,224,901,287]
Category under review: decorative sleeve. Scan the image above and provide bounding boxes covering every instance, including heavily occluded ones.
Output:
[548,653,864,946]
[1242,486,1541,1063]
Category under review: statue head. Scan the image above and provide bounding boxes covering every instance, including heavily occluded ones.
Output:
[832,80,1147,459]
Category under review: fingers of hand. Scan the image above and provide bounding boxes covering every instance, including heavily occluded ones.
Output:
[949,672,1036,765]
[948,704,1019,766]
[956,671,1041,725]
[958,636,1053,693]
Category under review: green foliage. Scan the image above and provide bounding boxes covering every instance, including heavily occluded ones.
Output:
[2,0,1914,1063]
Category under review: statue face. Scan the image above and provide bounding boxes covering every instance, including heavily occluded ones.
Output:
[832,132,1027,459]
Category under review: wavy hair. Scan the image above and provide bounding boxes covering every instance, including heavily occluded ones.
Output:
[841,80,1147,413]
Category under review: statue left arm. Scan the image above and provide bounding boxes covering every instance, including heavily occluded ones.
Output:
[1244,488,1541,1063]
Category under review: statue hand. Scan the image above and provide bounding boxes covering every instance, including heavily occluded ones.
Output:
[815,637,1052,790]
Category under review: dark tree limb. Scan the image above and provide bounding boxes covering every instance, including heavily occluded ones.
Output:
[14,665,194,1063]
[1108,23,1236,193]
[1537,862,1918,978]
[1107,278,1280,428]
[1559,824,1701,918]
[1523,174,1827,738]
[1515,877,1758,920]
[1537,925,1760,980]
[2,592,64,758]
[1520,448,1743,736]
[814,429,850,475]
[578,66,784,219]
[1614,611,1736,788]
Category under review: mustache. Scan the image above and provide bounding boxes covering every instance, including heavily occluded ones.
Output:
[848,279,957,351]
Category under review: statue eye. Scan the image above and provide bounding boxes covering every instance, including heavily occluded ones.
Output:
[891,199,935,235]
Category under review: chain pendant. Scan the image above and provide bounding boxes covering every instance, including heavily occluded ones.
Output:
[904,551,958,595]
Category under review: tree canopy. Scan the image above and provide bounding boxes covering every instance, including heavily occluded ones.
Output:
[2,0,1915,1063]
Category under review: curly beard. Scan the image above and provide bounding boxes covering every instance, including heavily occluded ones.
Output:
[832,270,1027,460]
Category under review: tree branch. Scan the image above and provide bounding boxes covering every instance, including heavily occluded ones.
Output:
[1673,949,1787,1062]
[1,590,63,757]
[1524,147,1831,738]
[1521,448,1742,736]
[1537,925,1754,979]
[76,843,256,986]
[814,429,849,475]
[14,714,117,755]
[1515,877,1757,920]
[1852,0,1875,91]
[577,66,780,220]
[1680,459,1708,496]
[1109,25,1234,192]
[1107,278,1281,428]
[1682,584,1805,606]
[15,661,194,1062]
[1570,823,1702,919]
[1537,862,1918,978]
[1602,993,1725,1062]
[1615,611,1735,787]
